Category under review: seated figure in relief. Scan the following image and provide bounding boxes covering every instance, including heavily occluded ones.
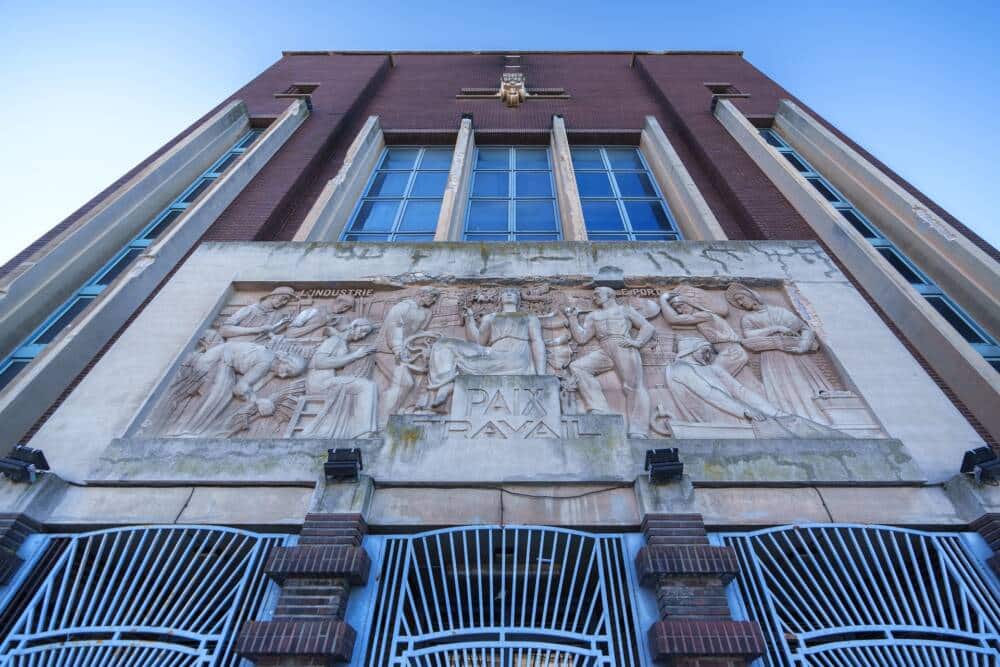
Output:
[665,338,846,438]
[163,329,307,437]
[424,288,545,409]
[725,283,833,424]
[293,318,379,439]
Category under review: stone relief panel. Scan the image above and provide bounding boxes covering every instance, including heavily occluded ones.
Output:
[135,281,886,441]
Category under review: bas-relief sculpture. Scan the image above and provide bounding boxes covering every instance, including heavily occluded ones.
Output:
[138,281,885,441]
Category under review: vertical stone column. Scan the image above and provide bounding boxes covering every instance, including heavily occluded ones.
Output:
[237,513,370,665]
[550,115,587,241]
[971,513,1000,576]
[636,513,764,666]
[0,513,40,584]
[436,115,475,241]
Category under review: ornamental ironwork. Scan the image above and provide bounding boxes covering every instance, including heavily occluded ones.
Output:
[363,526,645,666]
[716,524,1000,666]
[0,525,291,666]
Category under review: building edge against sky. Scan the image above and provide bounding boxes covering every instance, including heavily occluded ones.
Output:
[0,50,998,666]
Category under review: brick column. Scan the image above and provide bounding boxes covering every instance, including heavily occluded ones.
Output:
[636,514,764,666]
[237,513,370,665]
[971,513,1000,577]
[0,513,40,585]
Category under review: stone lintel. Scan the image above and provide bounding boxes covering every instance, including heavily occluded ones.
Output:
[266,545,370,585]
[649,619,764,660]
[237,619,356,662]
[635,544,739,586]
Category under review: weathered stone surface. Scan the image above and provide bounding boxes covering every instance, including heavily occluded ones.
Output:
[92,434,921,486]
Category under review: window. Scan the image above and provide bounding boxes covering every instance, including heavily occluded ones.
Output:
[0,129,262,392]
[760,128,1000,370]
[572,146,681,241]
[342,146,451,242]
[464,146,561,242]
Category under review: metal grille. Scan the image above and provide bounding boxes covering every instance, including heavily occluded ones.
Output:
[717,524,1000,666]
[0,525,291,666]
[365,526,643,666]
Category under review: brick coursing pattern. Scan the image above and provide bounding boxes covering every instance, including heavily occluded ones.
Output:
[236,513,368,665]
[648,619,765,662]
[0,514,40,585]
[971,513,1000,576]
[237,619,355,662]
[639,513,764,665]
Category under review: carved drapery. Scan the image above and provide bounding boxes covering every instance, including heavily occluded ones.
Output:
[136,280,884,441]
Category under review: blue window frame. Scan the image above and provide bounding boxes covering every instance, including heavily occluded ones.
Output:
[760,128,1000,372]
[464,146,562,242]
[572,146,681,241]
[342,146,452,242]
[0,129,262,392]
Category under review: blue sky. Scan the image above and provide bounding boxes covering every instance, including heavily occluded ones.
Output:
[1,0,997,264]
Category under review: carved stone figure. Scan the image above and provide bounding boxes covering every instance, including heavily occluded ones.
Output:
[726,283,833,423]
[292,319,379,439]
[218,286,298,342]
[163,329,307,437]
[374,287,439,420]
[138,281,884,441]
[665,339,846,438]
[285,294,356,338]
[499,72,527,107]
[565,286,654,438]
[659,285,750,380]
[425,288,545,409]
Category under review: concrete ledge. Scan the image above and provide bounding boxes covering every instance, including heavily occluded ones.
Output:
[93,434,922,486]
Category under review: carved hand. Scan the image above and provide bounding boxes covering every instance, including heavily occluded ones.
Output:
[563,306,579,317]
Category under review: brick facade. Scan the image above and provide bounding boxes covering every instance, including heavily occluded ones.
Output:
[236,513,368,665]
[638,513,764,665]
[971,513,1000,577]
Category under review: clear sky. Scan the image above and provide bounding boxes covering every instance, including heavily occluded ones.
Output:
[1,0,997,265]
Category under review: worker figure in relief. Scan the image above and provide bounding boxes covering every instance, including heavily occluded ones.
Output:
[564,286,654,438]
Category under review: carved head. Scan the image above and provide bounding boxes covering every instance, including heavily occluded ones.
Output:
[667,294,695,315]
[272,352,307,378]
[330,294,356,314]
[264,286,297,310]
[725,283,763,311]
[346,318,375,341]
[500,287,521,310]
[593,286,616,307]
[417,287,440,307]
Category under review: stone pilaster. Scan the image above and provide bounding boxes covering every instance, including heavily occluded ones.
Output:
[237,513,369,665]
[971,513,1000,577]
[0,513,40,585]
[637,513,764,666]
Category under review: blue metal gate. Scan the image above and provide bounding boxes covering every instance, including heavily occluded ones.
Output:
[714,524,1000,666]
[0,525,292,666]
[362,526,646,666]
